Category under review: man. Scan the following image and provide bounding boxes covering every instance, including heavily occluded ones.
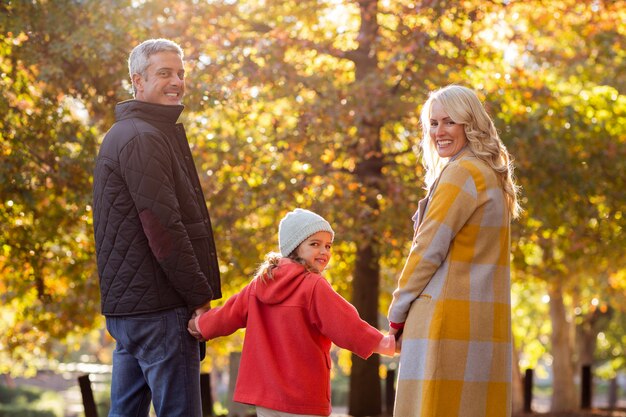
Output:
[92,38,221,417]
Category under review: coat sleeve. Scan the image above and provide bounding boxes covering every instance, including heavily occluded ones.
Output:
[119,132,213,309]
[388,162,478,325]
[196,284,250,340]
[309,278,383,359]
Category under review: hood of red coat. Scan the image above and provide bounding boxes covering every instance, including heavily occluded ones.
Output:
[254,258,313,305]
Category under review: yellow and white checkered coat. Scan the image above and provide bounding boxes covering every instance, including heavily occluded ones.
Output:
[388,149,512,417]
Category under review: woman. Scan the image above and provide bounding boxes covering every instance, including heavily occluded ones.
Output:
[388,85,521,417]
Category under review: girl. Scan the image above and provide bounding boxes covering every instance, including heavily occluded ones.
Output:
[188,208,395,417]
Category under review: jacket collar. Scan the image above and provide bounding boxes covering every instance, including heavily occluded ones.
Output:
[114,99,184,124]
[448,144,472,162]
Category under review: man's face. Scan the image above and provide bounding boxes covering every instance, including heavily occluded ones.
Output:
[133,51,185,105]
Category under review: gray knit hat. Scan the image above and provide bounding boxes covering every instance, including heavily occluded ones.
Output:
[278,208,335,257]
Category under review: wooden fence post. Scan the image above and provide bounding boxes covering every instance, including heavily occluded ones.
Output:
[608,377,618,410]
[227,352,249,417]
[201,372,214,416]
[581,365,592,410]
[385,369,396,414]
[77,374,99,417]
[523,368,533,413]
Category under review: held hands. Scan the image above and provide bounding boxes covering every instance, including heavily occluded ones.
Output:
[187,313,206,341]
[388,327,403,354]
[374,334,398,357]
[187,313,205,342]
[395,333,403,353]
[188,300,211,341]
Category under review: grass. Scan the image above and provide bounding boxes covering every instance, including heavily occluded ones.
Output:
[0,385,63,417]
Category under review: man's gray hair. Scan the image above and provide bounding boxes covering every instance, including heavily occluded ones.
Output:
[128,38,184,96]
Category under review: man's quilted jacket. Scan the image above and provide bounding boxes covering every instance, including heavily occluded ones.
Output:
[92,100,221,316]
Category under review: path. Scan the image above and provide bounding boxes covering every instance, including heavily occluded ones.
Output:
[9,365,626,417]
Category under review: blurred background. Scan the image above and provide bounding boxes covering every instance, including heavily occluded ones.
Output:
[1,0,625,415]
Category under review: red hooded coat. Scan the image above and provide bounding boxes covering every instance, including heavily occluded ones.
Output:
[196,259,383,416]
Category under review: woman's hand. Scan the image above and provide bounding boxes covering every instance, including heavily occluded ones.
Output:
[389,324,404,353]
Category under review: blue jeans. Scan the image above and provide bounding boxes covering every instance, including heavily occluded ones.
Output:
[106,307,202,417]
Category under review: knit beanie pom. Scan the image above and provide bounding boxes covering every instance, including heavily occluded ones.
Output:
[278,208,334,257]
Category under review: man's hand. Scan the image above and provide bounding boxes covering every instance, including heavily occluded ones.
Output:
[187,315,205,341]
[194,299,212,317]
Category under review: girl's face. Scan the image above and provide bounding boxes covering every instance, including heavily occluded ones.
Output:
[295,231,333,272]
[429,100,468,158]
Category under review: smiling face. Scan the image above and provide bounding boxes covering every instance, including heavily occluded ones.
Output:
[429,100,468,158]
[133,51,185,105]
[295,231,333,273]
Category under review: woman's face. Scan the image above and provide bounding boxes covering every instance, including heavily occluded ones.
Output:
[429,100,468,158]
[295,231,332,272]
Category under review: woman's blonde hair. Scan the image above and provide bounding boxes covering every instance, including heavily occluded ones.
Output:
[420,85,521,219]
[254,252,319,283]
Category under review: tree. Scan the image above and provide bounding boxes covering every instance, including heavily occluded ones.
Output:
[1,1,625,415]
[0,30,100,376]
[488,0,626,410]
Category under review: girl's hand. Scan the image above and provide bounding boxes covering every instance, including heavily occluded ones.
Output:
[187,315,205,341]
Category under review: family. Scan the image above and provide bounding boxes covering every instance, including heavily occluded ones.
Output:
[92,38,520,417]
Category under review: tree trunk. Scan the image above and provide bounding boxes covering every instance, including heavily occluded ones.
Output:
[549,281,578,411]
[348,1,384,416]
[349,243,382,416]
[348,126,384,415]
[577,304,612,368]
[578,313,597,385]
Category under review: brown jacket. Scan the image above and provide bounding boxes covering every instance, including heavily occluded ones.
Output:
[93,100,221,316]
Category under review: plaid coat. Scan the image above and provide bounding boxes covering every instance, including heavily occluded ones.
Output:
[388,149,512,417]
